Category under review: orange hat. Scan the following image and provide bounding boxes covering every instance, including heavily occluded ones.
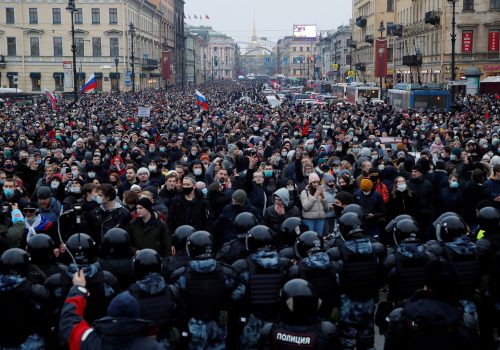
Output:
[360,178,373,192]
[396,143,405,150]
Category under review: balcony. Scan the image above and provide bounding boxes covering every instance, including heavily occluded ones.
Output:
[355,63,366,71]
[365,35,374,44]
[347,39,357,48]
[403,55,423,66]
[456,52,500,62]
[424,11,440,25]
[141,59,158,70]
[356,16,367,28]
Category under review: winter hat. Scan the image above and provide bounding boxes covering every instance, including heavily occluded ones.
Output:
[136,197,153,213]
[137,167,150,177]
[335,191,354,206]
[323,173,335,184]
[52,173,63,182]
[412,163,424,173]
[130,184,141,192]
[183,175,197,185]
[107,292,140,319]
[360,147,371,157]
[308,173,320,184]
[451,148,462,157]
[37,186,52,200]
[359,179,373,192]
[435,160,446,170]
[227,144,238,154]
[232,189,247,205]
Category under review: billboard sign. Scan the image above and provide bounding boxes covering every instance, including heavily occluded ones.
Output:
[293,25,317,38]
[462,31,473,53]
[489,31,499,52]
[375,38,388,78]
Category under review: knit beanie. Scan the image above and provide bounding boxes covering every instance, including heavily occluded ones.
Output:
[136,197,153,214]
[232,189,247,205]
[107,292,140,319]
[359,178,373,192]
[308,173,320,184]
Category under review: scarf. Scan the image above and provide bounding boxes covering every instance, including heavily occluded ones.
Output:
[25,215,42,242]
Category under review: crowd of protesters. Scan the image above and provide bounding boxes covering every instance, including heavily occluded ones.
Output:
[0,79,500,349]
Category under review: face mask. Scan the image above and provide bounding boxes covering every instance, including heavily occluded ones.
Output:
[397,183,407,192]
[3,188,14,198]
[207,137,213,143]
[287,185,295,191]
[362,191,371,195]
[159,147,166,152]
[51,181,60,189]
[4,164,12,169]
[193,168,202,176]
[371,155,378,160]
[450,154,457,161]
[4,150,11,157]
[320,165,330,172]
[123,145,128,150]
[201,188,208,196]
[377,164,385,172]
[294,132,299,137]
[94,195,103,204]
[70,187,81,194]
[264,170,273,177]
[450,181,459,189]
[333,204,343,217]
[353,137,358,142]
[191,151,198,156]
[253,127,259,132]
[88,172,96,179]
[71,170,79,178]
[281,151,288,157]
[183,187,194,195]
[413,133,418,137]
[307,144,314,151]
[327,183,335,188]
[352,147,360,153]
[370,176,379,183]
[149,149,155,154]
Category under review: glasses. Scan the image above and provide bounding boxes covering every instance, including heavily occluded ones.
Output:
[254,175,264,179]
[138,173,148,176]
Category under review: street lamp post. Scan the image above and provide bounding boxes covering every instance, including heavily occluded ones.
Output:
[378,20,385,91]
[66,0,78,101]
[129,23,136,93]
[448,0,457,102]
[114,57,119,92]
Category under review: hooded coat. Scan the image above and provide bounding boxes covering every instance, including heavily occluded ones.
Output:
[264,188,301,234]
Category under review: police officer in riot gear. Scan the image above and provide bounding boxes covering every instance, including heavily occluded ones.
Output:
[45,233,118,324]
[0,248,50,349]
[475,206,500,240]
[216,212,259,264]
[99,227,134,290]
[259,279,338,349]
[27,233,65,284]
[328,212,386,350]
[171,231,243,350]
[162,224,195,280]
[324,204,365,251]
[288,231,340,321]
[378,217,433,333]
[232,225,291,349]
[129,248,179,346]
[278,216,308,259]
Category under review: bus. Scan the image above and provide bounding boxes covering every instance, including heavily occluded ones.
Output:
[331,83,349,100]
[345,83,381,104]
[387,83,451,112]
[313,82,333,94]
[0,91,44,105]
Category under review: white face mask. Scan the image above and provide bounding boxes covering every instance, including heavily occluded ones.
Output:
[362,191,371,195]
[88,172,96,179]
[51,181,60,189]
[193,168,202,176]
[94,195,103,204]
[148,165,157,172]
[397,183,407,192]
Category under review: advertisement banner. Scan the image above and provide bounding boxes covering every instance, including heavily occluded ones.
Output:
[489,31,499,52]
[161,50,171,81]
[462,31,473,53]
[375,38,388,78]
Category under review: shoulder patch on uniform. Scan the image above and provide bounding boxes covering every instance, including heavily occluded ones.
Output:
[81,328,94,341]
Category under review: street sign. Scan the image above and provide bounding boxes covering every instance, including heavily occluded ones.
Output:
[347,70,355,78]
[63,61,72,69]
[331,63,339,72]
[125,73,131,86]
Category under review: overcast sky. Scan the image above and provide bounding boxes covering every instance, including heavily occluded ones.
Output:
[184,0,352,45]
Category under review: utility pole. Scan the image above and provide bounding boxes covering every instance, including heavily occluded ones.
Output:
[129,23,136,93]
[378,20,385,90]
[66,0,78,101]
[448,0,457,102]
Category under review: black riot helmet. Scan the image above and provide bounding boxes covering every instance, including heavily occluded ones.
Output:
[173,225,196,250]
[186,231,214,260]
[133,248,162,279]
[66,233,96,264]
[338,212,364,238]
[281,217,308,242]
[393,219,420,245]
[385,214,416,234]
[234,212,259,237]
[342,204,365,223]
[295,231,324,259]
[438,215,467,242]
[280,278,321,325]
[246,225,274,252]
[102,228,131,257]
[478,207,500,234]
[1,248,30,276]
[27,234,56,265]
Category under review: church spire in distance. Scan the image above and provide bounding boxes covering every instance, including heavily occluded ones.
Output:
[251,9,257,43]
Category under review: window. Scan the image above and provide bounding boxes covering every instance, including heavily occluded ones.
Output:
[109,8,118,24]
[387,0,395,11]
[30,37,40,57]
[110,38,119,57]
[52,8,61,24]
[463,0,474,9]
[300,47,303,52]
[306,47,310,52]
[92,38,101,57]
[75,8,83,24]
[76,38,84,57]
[29,8,38,24]
[492,0,500,8]
[31,76,41,91]
[292,47,296,52]
[54,74,64,91]
[53,37,63,56]
[91,8,100,24]
[7,37,16,56]
[6,8,15,24]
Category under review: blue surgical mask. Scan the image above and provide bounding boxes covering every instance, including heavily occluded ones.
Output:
[3,188,14,198]
[264,170,273,177]
[94,195,103,204]
[201,188,208,197]
[450,181,459,189]
[159,147,166,152]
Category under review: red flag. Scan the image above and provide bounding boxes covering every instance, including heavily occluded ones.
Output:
[301,119,310,136]
[205,15,210,19]
[375,38,388,78]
